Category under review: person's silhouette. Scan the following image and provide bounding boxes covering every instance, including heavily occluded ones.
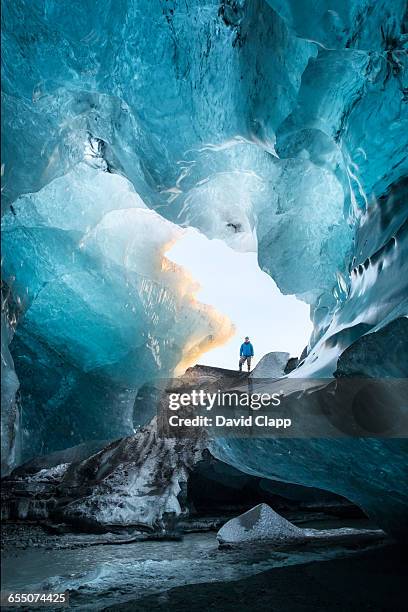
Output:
[239,336,254,373]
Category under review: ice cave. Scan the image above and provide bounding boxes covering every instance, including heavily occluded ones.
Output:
[1,0,408,609]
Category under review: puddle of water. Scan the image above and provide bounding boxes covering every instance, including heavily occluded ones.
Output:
[1,528,385,610]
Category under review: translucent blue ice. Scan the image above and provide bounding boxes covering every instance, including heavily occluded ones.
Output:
[2,163,232,460]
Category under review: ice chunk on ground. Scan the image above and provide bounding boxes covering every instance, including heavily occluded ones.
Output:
[217,503,305,545]
[217,503,384,547]
[250,352,290,379]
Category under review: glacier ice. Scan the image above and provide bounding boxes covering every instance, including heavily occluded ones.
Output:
[217,503,382,546]
[1,286,21,475]
[59,418,206,531]
[1,0,407,536]
[1,163,233,461]
[217,503,306,545]
[249,351,290,378]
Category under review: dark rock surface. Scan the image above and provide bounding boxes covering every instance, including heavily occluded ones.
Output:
[284,356,299,374]
[12,440,111,476]
[335,317,408,378]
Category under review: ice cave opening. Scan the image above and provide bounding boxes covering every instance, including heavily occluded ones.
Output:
[1,0,407,546]
[168,228,313,370]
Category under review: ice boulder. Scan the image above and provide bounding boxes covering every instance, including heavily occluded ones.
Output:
[217,503,383,547]
[217,503,305,545]
[250,351,290,379]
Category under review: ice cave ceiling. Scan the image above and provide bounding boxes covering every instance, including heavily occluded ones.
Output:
[1,0,408,521]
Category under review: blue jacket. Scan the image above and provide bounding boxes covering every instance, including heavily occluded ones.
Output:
[240,342,254,357]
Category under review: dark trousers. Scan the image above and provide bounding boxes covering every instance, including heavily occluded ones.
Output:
[239,356,252,371]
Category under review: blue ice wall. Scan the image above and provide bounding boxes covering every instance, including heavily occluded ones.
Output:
[1,162,232,462]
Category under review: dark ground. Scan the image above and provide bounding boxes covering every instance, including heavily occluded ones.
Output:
[104,544,406,612]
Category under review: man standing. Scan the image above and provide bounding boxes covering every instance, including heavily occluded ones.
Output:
[239,336,254,372]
